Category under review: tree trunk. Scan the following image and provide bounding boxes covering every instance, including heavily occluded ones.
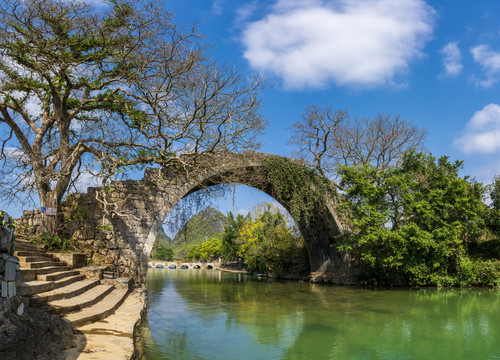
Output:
[39,191,59,235]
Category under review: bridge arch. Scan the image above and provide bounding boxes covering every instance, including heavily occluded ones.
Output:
[96,152,351,284]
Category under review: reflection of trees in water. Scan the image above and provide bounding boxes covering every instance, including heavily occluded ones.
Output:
[284,288,500,359]
[170,271,310,347]
[136,313,194,360]
[142,271,500,359]
[135,314,162,360]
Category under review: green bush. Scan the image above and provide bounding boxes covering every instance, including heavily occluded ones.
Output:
[31,232,74,251]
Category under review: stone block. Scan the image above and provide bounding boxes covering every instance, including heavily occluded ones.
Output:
[85,228,95,239]
[17,302,24,316]
[5,261,16,282]
[3,297,11,313]
[72,254,86,268]
[9,294,19,309]
[1,280,7,297]
[8,282,16,298]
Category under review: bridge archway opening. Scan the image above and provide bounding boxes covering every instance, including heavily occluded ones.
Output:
[161,183,296,239]
[106,153,348,283]
[152,183,312,275]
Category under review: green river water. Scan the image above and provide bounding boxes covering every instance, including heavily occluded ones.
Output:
[135,269,500,359]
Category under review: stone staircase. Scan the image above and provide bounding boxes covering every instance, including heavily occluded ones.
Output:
[15,237,130,328]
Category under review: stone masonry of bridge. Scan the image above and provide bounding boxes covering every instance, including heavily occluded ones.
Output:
[18,151,353,285]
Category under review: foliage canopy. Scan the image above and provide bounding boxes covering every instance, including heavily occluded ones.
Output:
[338,151,497,287]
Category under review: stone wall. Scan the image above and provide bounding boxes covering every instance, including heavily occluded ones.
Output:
[1,210,76,359]
[16,192,119,273]
[0,210,23,317]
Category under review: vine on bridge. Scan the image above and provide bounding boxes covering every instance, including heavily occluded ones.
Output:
[263,157,336,225]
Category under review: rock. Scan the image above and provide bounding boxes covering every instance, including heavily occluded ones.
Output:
[0,307,74,360]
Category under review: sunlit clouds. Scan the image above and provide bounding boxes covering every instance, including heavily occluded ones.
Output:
[470,44,500,87]
[454,103,500,154]
[441,42,462,76]
[241,0,435,89]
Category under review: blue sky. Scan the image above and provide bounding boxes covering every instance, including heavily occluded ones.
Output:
[2,0,500,225]
[164,0,500,220]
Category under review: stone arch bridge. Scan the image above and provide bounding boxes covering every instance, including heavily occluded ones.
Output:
[65,151,352,284]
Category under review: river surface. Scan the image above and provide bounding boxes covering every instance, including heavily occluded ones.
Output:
[135,269,500,360]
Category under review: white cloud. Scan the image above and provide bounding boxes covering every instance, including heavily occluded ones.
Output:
[71,171,102,193]
[3,147,27,162]
[242,0,435,89]
[470,44,500,87]
[212,0,223,15]
[441,42,462,76]
[235,1,258,25]
[454,103,500,154]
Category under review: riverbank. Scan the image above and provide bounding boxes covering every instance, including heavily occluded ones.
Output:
[219,268,250,274]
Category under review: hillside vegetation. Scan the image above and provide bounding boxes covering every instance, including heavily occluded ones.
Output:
[171,207,228,257]
[150,228,173,260]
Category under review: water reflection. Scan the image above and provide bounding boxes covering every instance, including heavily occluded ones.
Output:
[137,269,500,360]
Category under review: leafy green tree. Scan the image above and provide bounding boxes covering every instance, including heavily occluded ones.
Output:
[187,237,221,261]
[338,151,488,286]
[488,175,500,237]
[151,238,173,261]
[220,212,245,261]
[236,203,309,275]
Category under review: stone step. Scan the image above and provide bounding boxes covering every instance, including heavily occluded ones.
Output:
[37,269,80,282]
[21,266,70,282]
[14,241,39,251]
[20,274,86,296]
[15,251,50,258]
[64,287,129,327]
[61,287,147,359]
[14,245,39,252]
[29,279,101,306]
[17,256,52,263]
[15,239,37,245]
[42,284,115,315]
[20,261,66,269]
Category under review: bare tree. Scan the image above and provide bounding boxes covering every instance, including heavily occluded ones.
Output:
[290,105,427,185]
[288,105,348,178]
[0,0,266,229]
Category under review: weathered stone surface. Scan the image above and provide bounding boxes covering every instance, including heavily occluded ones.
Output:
[7,282,16,298]
[1,280,7,298]
[17,151,353,284]
[5,261,16,281]
[1,211,73,359]
[62,287,147,360]
[0,307,74,360]
[0,213,15,255]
